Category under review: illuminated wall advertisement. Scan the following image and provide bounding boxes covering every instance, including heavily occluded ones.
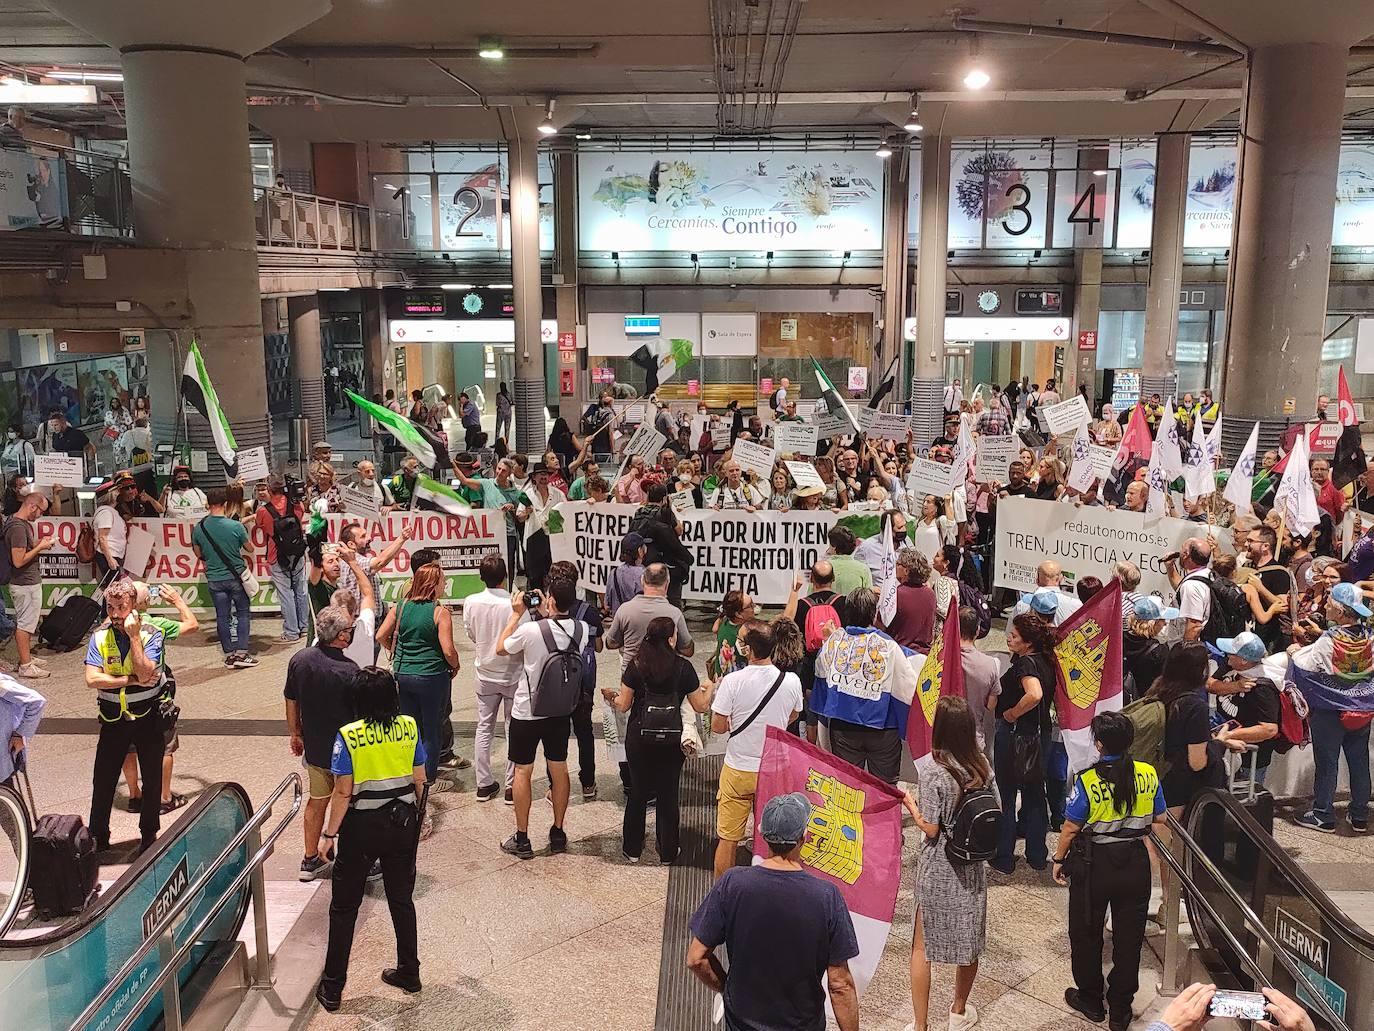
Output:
[947,144,1056,249]
[1334,144,1374,246]
[1113,139,1157,250]
[577,151,884,252]
[1184,141,1236,248]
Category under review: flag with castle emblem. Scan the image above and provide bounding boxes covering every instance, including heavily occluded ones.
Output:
[1052,578,1124,777]
[908,598,964,761]
[753,727,904,1005]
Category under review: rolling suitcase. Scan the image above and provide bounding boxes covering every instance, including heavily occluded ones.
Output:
[17,765,100,918]
[37,569,115,652]
[1228,746,1275,834]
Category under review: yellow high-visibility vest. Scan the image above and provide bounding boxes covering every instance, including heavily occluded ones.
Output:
[339,716,420,810]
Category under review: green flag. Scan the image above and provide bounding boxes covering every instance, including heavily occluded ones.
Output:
[413,474,472,515]
[347,390,438,469]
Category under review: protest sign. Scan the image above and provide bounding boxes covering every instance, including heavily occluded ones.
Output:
[1041,395,1092,436]
[993,497,1232,597]
[235,446,270,482]
[123,525,156,580]
[621,423,666,464]
[774,421,818,456]
[867,411,911,441]
[189,450,208,473]
[853,406,877,433]
[816,411,850,438]
[1089,444,1117,481]
[785,460,825,490]
[710,423,732,451]
[974,435,1018,482]
[443,418,465,457]
[905,459,956,501]
[731,438,776,482]
[549,502,837,603]
[668,490,697,514]
[340,484,382,524]
[34,454,85,489]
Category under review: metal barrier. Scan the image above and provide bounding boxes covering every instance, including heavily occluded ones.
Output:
[0,143,133,238]
[70,774,302,1031]
[254,186,373,252]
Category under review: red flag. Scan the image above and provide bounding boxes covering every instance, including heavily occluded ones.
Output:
[907,598,964,761]
[1051,578,1124,776]
[1116,403,1153,468]
[1339,366,1358,427]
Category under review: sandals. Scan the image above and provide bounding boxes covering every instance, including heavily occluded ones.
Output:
[160,794,188,815]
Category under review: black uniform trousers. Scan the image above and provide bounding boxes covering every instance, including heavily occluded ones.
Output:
[1068,837,1151,1015]
[322,805,420,990]
[90,711,163,844]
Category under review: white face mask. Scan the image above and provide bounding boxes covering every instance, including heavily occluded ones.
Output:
[47,420,59,433]
[17,484,31,497]
[5,431,14,441]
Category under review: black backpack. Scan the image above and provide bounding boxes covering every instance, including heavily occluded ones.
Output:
[266,503,306,565]
[1185,572,1247,645]
[945,782,1001,864]
[637,664,684,742]
[529,619,586,718]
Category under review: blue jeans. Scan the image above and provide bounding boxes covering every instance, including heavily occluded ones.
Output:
[1310,708,1372,824]
[208,578,251,655]
[397,672,451,783]
[994,720,1051,868]
[270,559,310,639]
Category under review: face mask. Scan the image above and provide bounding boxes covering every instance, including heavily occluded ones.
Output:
[174,479,190,489]
[5,431,13,441]
[17,484,31,497]
[47,420,59,433]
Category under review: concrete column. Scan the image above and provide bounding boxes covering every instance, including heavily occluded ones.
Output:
[553,151,582,425]
[287,294,327,447]
[911,133,951,445]
[1141,132,1189,403]
[1065,146,1108,403]
[1220,43,1348,456]
[360,288,388,399]
[506,121,547,454]
[881,147,911,405]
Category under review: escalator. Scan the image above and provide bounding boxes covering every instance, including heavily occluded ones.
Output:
[1164,788,1374,1031]
[0,776,299,1031]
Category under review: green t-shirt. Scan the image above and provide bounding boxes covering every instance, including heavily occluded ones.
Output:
[478,478,523,534]
[567,476,588,501]
[146,614,181,669]
[192,515,248,583]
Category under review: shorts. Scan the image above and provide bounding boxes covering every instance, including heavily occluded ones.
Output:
[716,763,759,842]
[11,584,40,635]
[507,715,571,766]
[307,764,336,800]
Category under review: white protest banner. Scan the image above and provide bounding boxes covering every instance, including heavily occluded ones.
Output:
[340,484,382,524]
[905,459,956,501]
[1041,395,1092,436]
[731,438,776,482]
[993,497,1231,597]
[974,435,1019,483]
[785,460,825,490]
[28,512,506,613]
[710,423,732,451]
[34,453,85,489]
[668,490,697,514]
[774,421,818,456]
[867,411,912,441]
[235,446,270,482]
[548,502,837,603]
[620,423,666,464]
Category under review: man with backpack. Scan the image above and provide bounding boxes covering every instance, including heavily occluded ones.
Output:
[1166,538,1219,642]
[2,488,53,680]
[494,567,588,860]
[1209,632,1286,788]
[795,560,845,743]
[255,479,309,643]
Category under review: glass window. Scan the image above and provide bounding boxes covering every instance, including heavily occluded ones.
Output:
[1176,309,1214,396]
[1095,310,1145,370]
[758,312,874,402]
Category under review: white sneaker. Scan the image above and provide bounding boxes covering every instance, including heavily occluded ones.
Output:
[18,662,49,679]
[29,657,48,667]
[949,1002,979,1031]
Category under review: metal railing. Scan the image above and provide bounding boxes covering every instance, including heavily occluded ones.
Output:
[254,186,373,252]
[70,774,302,1031]
[0,143,133,238]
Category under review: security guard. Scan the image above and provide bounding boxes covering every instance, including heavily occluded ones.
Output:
[1052,711,1166,1031]
[1197,388,1220,431]
[315,665,426,1013]
[84,577,166,854]
[1142,393,1166,431]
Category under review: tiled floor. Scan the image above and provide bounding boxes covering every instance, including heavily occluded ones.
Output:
[6,608,1374,1030]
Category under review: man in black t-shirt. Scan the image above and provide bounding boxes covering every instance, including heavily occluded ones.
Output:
[794,561,846,743]
[47,407,93,462]
[1210,632,1282,786]
[1247,525,1292,651]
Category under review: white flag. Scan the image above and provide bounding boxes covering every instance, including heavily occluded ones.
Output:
[1182,415,1215,499]
[1155,398,1184,479]
[1204,414,1224,468]
[1223,422,1260,514]
[1273,431,1321,537]
[952,417,976,475]
[1144,444,1171,516]
[877,518,899,625]
[1067,421,1097,493]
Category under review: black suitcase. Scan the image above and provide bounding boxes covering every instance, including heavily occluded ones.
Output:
[37,595,103,652]
[18,770,100,917]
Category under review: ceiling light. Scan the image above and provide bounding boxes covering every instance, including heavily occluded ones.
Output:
[875,138,893,158]
[47,69,123,83]
[904,92,922,133]
[440,283,475,290]
[963,67,990,90]
[0,82,97,104]
[1092,168,1108,177]
[537,98,557,136]
[478,37,504,60]
[486,283,513,289]
[574,131,592,141]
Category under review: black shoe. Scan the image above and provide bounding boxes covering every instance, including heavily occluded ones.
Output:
[1065,989,1106,1023]
[1109,1009,1132,1031]
[476,783,500,802]
[381,968,422,994]
[549,825,568,854]
[137,835,157,857]
[315,983,342,1012]
[127,796,142,813]
[500,833,534,860]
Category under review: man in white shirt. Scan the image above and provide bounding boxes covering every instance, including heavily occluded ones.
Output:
[709,619,803,879]
[1010,561,1082,626]
[463,553,521,804]
[943,379,963,414]
[709,461,761,511]
[1166,537,1214,641]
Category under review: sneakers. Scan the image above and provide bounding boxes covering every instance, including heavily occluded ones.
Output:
[549,825,568,854]
[381,968,422,994]
[17,662,49,679]
[503,788,514,806]
[277,632,300,643]
[622,850,640,864]
[1064,988,1106,1023]
[582,783,598,802]
[500,833,534,860]
[299,853,334,881]
[1295,811,1337,833]
[233,653,259,669]
[1351,815,1369,833]
[949,1001,980,1031]
[224,654,239,669]
[476,783,501,802]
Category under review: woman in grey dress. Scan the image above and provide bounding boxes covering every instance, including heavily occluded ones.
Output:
[904,696,997,1031]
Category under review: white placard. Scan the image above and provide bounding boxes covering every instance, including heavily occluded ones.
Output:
[620,423,666,464]
[620,401,649,426]
[339,484,382,524]
[33,453,85,489]
[731,438,777,482]
[235,446,269,482]
[816,411,850,438]
[190,450,208,474]
[853,406,877,433]
[1041,395,1092,436]
[974,435,1019,483]
[123,524,156,580]
[443,418,465,457]
[710,424,732,451]
[867,411,911,441]
[848,366,869,392]
[1088,444,1118,481]
[785,461,825,490]
[774,421,818,456]
[906,459,957,501]
[668,489,697,514]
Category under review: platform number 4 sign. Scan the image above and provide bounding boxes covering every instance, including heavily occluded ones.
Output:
[1052,169,1117,249]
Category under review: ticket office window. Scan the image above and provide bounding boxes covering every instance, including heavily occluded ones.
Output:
[757,313,874,402]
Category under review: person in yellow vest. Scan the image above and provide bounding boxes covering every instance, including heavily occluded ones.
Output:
[1174,392,1198,434]
[85,577,166,855]
[315,666,427,1013]
[1142,393,1165,432]
[1197,387,1220,431]
[1052,711,1166,1031]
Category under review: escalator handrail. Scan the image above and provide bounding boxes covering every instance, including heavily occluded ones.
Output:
[0,786,30,939]
[1157,806,1351,1031]
[70,773,301,1031]
[0,780,254,952]
[1185,786,1374,951]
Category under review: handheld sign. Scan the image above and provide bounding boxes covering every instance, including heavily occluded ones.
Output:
[774,421,818,456]
[785,461,826,490]
[235,446,269,482]
[732,438,777,483]
[974,435,1018,483]
[1041,395,1092,436]
[340,484,382,524]
[34,453,85,489]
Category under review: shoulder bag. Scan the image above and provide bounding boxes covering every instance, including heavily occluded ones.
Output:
[728,670,787,739]
[197,517,259,597]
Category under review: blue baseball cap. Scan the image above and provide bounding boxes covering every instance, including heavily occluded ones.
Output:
[1133,596,1181,621]
[1217,632,1268,663]
[759,792,812,848]
[1331,581,1372,618]
[1020,588,1060,616]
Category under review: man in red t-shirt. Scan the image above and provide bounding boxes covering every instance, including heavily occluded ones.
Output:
[254,479,308,642]
[1311,457,1346,523]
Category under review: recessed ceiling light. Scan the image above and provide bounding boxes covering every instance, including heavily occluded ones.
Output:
[575,131,592,141]
[486,283,513,289]
[963,67,990,90]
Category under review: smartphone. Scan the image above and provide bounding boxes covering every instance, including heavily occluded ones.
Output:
[1208,990,1267,1021]
[147,585,162,602]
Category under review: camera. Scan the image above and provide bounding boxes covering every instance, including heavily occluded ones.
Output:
[284,474,306,508]
[523,590,543,611]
